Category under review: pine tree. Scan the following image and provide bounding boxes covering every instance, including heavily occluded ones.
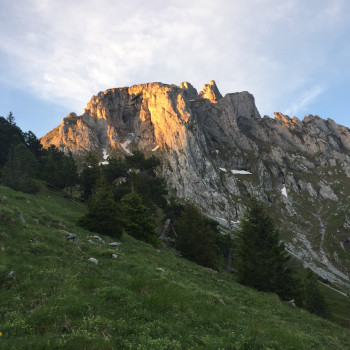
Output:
[80,152,101,199]
[0,115,25,166]
[174,201,221,270]
[236,197,295,299]
[120,192,159,247]
[78,180,123,238]
[62,151,78,196]
[1,143,39,194]
[6,111,15,125]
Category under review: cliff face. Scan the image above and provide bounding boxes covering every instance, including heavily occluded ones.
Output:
[41,81,350,290]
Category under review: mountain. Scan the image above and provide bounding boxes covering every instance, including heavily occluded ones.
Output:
[41,81,350,291]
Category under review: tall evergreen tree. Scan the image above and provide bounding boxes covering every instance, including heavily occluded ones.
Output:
[41,145,78,190]
[24,130,43,158]
[80,152,101,199]
[78,180,123,238]
[62,151,79,196]
[120,192,159,247]
[174,202,221,270]
[0,115,25,166]
[236,197,295,299]
[1,143,39,194]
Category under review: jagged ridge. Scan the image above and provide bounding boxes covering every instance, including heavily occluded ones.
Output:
[41,80,350,290]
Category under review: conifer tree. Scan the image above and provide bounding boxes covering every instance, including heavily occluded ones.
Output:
[236,197,295,299]
[0,115,25,166]
[1,143,39,193]
[120,191,159,247]
[78,180,123,238]
[174,201,221,270]
[80,152,101,199]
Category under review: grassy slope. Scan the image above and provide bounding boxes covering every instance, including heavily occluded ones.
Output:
[0,185,350,350]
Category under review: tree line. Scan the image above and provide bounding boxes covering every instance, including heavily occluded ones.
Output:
[0,112,78,194]
[0,112,329,318]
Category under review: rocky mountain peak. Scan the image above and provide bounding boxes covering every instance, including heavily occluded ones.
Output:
[198,80,223,103]
[274,112,301,129]
[179,81,198,100]
[41,80,350,289]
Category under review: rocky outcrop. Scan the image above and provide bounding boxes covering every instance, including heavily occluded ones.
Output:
[41,80,350,289]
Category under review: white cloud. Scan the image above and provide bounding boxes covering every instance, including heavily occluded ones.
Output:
[0,0,349,122]
[284,85,325,117]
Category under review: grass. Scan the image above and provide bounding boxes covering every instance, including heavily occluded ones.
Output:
[1,185,350,349]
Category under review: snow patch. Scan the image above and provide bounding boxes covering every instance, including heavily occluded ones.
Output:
[99,148,109,165]
[231,170,252,175]
[152,145,159,152]
[120,140,132,154]
[219,167,227,172]
[281,185,288,198]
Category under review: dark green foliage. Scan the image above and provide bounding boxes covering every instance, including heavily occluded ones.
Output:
[62,151,79,195]
[102,151,167,210]
[236,197,295,299]
[78,180,123,238]
[303,270,330,318]
[125,150,160,170]
[1,144,39,194]
[164,198,184,221]
[126,170,167,209]
[23,130,43,158]
[0,114,25,166]
[174,201,222,270]
[120,192,159,247]
[80,152,101,199]
[41,145,78,191]
[0,113,78,195]
[101,156,127,184]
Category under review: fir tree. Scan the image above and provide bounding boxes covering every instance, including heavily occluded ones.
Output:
[236,197,295,299]
[120,191,159,247]
[41,145,78,190]
[174,201,221,270]
[0,115,25,166]
[80,152,101,199]
[1,143,39,194]
[6,111,15,125]
[78,180,123,238]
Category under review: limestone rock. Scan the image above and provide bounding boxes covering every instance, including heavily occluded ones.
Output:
[64,233,79,242]
[198,80,223,103]
[87,257,98,265]
[41,80,350,288]
[179,81,198,100]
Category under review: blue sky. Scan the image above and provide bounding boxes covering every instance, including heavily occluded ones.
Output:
[0,0,349,137]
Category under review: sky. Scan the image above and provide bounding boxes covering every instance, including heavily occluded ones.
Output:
[0,0,350,137]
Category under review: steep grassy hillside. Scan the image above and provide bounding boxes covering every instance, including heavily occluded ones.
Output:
[1,185,350,349]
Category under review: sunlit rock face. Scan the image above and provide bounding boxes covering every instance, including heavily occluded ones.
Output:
[42,80,350,288]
